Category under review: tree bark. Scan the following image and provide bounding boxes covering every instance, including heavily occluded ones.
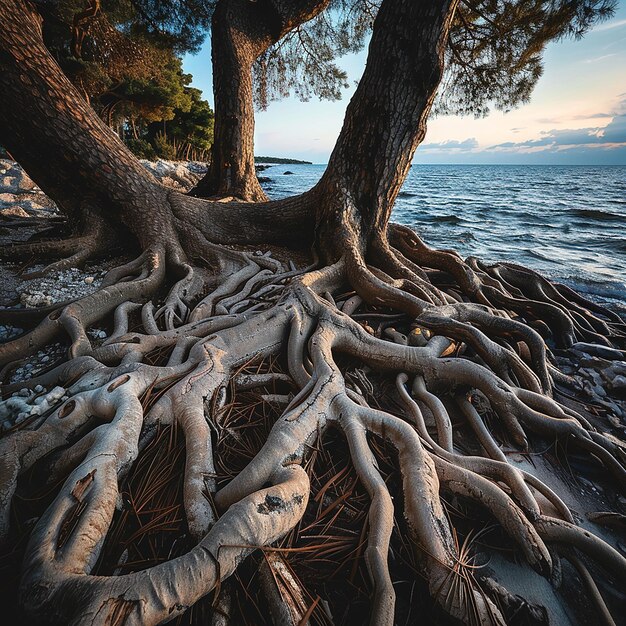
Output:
[0,0,174,251]
[313,0,458,259]
[190,0,330,201]
[0,0,315,254]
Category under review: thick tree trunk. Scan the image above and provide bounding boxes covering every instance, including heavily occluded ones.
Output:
[313,0,458,259]
[190,0,330,201]
[0,0,174,251]
[0,0,318,256]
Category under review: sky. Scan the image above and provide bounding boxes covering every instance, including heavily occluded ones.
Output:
[183,4,626,165]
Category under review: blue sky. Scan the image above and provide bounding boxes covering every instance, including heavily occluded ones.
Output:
[183,4,626,165]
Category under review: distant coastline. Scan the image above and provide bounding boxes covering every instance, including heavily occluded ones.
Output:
[255,156,313,164]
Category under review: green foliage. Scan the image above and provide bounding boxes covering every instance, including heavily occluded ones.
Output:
[152,132,177,159]
[104,55,194,125]
[124,137,157,159]
[40,0,214,161]
[127,0,215,54]
[39,0,616,145]
[255,0,615,117]
[158,88,214,153]
[253,0,378,109]
[439,0,617,116]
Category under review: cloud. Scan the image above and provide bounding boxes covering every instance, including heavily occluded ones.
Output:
[489,106,626,156]
[419,138,478,152]
[592,18,626,32]
[414,99,626,164]
[536,112,613,124]
[583,53,617,64]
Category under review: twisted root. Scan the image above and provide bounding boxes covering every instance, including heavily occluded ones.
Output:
[1,228,625,625]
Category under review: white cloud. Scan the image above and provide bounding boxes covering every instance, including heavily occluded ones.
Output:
[593,18,626,32]
[419,138,478,152]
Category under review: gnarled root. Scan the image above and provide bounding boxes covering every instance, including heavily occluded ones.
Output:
[1,224,625,626]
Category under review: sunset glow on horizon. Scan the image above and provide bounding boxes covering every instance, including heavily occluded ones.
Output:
[183,4,626,164]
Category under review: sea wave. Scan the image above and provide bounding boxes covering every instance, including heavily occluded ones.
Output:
[571,208,625,221]
[262,163,626,310]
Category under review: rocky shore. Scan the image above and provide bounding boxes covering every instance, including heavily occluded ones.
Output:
[0,159,205,402]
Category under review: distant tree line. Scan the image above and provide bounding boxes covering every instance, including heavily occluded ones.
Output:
[254,156,313,164]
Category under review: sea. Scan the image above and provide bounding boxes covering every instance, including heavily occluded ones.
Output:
[260,164,626,313]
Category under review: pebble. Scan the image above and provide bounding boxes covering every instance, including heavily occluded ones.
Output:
[17,267,104,309]
[0,324,22,341]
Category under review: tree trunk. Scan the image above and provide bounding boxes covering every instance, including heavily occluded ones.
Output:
[313,0,457,260]
[190,0,330,201]
[0,0,311,254]
[2,2,626,626]
[0,0,173,250]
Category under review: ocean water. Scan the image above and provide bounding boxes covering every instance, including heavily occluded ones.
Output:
[261,164,626,311]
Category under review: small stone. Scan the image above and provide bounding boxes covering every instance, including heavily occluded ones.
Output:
[34,385,44,393]
[19,388,30,397]
[0,206,29,218]
[48,386,65,400]
[84,276,94,284]
[41,355,50,363]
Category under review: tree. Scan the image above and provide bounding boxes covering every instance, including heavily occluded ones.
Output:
[1,0,625,625]
[149,87,214,161]
[190,0,336,201]
[39,0,213,156]
[191,0,615,200]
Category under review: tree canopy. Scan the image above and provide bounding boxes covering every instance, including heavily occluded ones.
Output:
[38,0,214,158]
[42,0,617,120]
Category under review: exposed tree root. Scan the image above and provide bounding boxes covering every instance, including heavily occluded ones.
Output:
[1,224,625,626]
[0,212,117,279]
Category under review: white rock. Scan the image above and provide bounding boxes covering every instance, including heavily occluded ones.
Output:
[20,292,53,307]
[0,206,30,218]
